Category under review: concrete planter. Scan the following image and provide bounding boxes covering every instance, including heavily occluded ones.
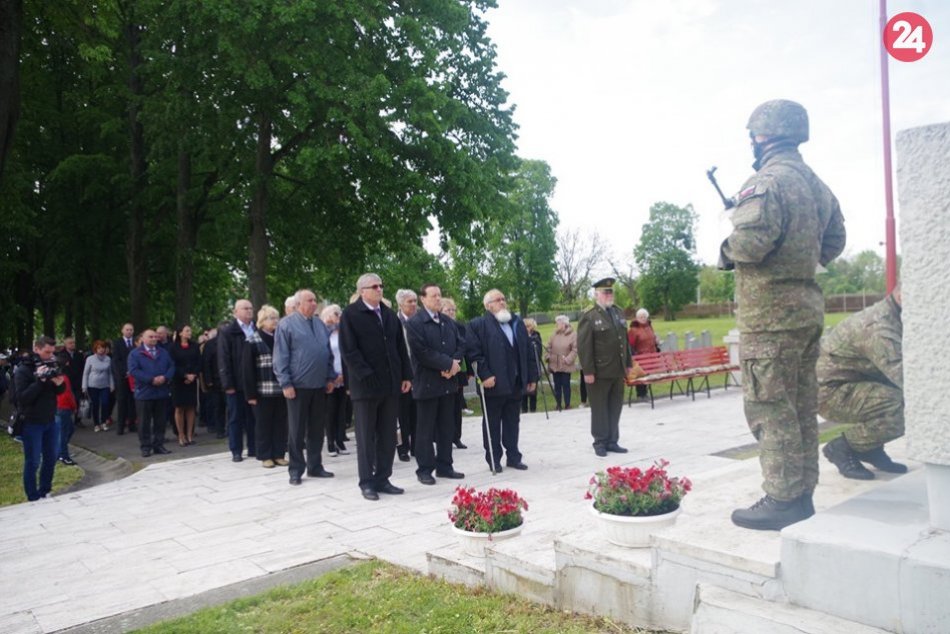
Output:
[590,504,681,547]
[452,523,524,557]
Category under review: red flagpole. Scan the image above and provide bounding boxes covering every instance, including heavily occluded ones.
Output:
[880,0,898,292]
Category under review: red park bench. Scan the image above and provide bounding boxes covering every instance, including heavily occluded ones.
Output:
[627,346,740,409]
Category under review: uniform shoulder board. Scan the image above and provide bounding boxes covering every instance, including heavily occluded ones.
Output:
[737,184,757,201]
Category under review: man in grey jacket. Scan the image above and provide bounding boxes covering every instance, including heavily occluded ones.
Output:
[274,289,337,486]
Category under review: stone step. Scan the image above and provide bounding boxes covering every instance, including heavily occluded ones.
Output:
[690,583,890,634]
[782,469,950,633]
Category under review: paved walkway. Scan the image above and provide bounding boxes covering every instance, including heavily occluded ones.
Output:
[3,389,772,632]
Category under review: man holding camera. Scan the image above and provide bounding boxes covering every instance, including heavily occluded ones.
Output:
[13,336,66,501]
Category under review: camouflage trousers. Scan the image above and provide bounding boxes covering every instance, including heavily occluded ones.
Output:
[741,326,822,501]
[818,382,904,453]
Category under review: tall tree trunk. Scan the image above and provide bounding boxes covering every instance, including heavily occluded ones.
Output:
[0,0,22,179]
[124,10,148,331]
[14,268,33,348]
[64,300,74,337]
[74,297,87,348]
[40,292,55,337]
[173,148,196,327]
[248,111,272,310]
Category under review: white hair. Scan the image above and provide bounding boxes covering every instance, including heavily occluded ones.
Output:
[395,289,417,305]
[320,304,342,321]
[482,288,503,309]
[284,295,298,309]
[355,272,381,292]
[555,314,570,326]
[636,308,650,320]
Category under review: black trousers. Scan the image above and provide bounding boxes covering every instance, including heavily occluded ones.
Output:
[520,392,537,413]
[453,389,465,444]
[482,391,522,468]
[397,391,416,457]
[353,395,399,489]
[116,381,136,430]
[553,372,572,408]
[204,390,225,435]
[579,372,588,403]
[325,388,348,448]
[136,398,168,451]
[253,396,288,461]
[415,394,456,476]
[588,377,624,448]
[286,388,327,478]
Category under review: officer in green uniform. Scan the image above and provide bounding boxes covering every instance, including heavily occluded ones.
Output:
[577,278,633,457]
[721,99,847,531]
[819,286,905,480]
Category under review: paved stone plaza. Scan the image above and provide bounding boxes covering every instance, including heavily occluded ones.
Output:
[1,389,913,633]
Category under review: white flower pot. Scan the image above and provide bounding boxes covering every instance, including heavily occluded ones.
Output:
[590,504,681,548]
[451,523,524,557]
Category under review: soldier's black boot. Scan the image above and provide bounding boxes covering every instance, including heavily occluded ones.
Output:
[801,491,815,517]
[731,494,812,531]
[822,434,874,480]
[852,445,908,474]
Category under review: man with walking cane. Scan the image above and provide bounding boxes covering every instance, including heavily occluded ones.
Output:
[466,289,538,473]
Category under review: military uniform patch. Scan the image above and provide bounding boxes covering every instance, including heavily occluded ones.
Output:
[738,185,757,201]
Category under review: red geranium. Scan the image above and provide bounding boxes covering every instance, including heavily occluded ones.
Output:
[449,486,528,534]
[586,459,691,517]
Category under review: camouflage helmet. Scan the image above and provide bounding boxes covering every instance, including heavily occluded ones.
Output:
[747,99,809,143]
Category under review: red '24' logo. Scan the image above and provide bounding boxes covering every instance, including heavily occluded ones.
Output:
[884,12,933,62]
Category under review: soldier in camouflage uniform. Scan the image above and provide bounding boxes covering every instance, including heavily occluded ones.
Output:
[720,100,847,531]
[819,287,905,480]
[577,278,633,457]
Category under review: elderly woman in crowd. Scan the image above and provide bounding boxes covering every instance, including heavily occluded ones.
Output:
[627,308,660,400]
[322,304,350,457]
[171,325,202,446]
[545,315,578,410]
[82,340,114,432]
[520,318,544,414]
[241,305,288,468]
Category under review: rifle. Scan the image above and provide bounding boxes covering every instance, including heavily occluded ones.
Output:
[706,166,735,210]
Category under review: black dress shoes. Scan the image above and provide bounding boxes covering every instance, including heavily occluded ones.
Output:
[377,482,405,495]
[606,443,628,454]
[361,487,379,501]
[417,473,436,485]
[454,441,467,449]
[289,476,302,486]
[436,470,465,479]
[141,448,152,458]
[232,454,243,462]
[153,446,172,455]
[398,453,411,462]
[506,462,528,470]
[491,463,503,473]
[308,468,335,478]
[594,446,607,457]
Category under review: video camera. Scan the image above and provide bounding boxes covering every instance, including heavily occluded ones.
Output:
[35,359,64,380]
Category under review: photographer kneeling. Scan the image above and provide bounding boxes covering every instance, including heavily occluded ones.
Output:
[13,336,66,501]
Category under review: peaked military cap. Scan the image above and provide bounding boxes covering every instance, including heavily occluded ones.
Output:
[592,277,616,290]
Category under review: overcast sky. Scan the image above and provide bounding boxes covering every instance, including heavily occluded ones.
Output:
[483,0,948,269]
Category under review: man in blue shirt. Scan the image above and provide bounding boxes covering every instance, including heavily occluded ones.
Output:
[274,289,337,486]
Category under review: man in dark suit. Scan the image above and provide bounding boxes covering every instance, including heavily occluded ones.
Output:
[112,323,137,434]
[340,273,413,501]
[394,288,419,462]
[218,299,256,462]
[465,288,538,472]
[406,284,465,485]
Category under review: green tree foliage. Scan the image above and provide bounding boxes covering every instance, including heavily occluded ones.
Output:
[494,160,559,316]
[0,0,520,348]
[633,202,699,321]
[697,265,735,303]
[817,250,887,294]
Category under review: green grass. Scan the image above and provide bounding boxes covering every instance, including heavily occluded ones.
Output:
[135,560,660,633]
[0,431,83,506]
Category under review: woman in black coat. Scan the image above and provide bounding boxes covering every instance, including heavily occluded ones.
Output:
[171,325,202,446]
